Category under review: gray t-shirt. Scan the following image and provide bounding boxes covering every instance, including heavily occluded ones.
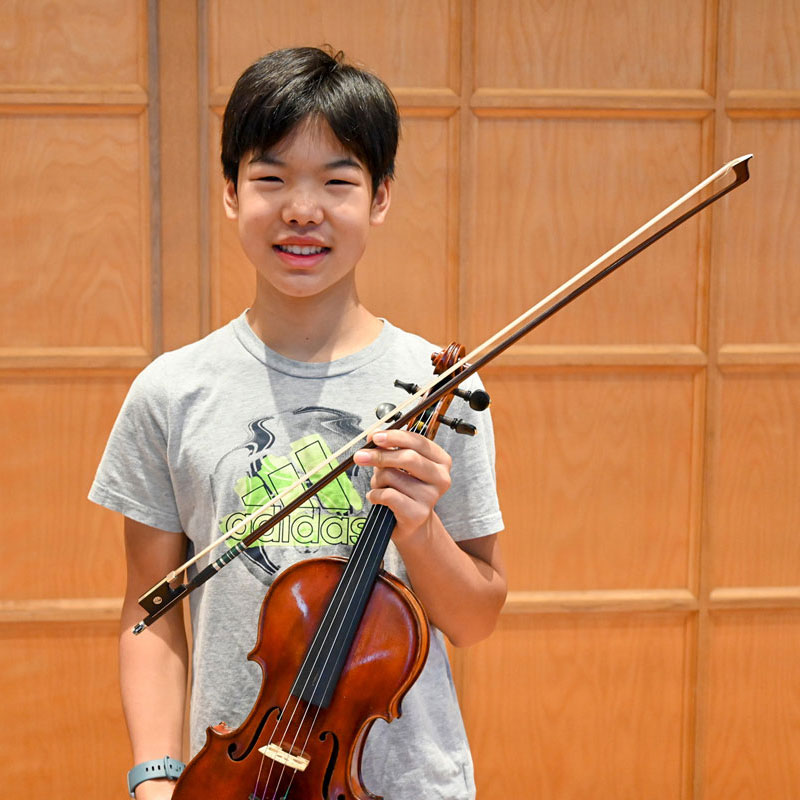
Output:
[90,313,503,800]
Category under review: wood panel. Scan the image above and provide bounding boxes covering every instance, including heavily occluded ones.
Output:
[158,0,203,351]
[209,110,256,330]
[704,611,800,799]
[0,113,150,351]
[473,0,710,93]
[0,3,151,799]
[0,0,145,89]
[0,374,130,600]
[486,369,699,591]
[208,0,459,98]
[717,118,800,344]
[1,621,129,797]
[2,1,799,798]
[709,372,800,588]
[461,612,691,799]
[727,0,800,90]
[357,114,458,345]
[466,115,709,346]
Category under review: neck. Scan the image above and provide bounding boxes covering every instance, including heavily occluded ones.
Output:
[247,280,382,362]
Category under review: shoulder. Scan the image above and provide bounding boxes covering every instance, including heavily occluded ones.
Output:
[379,321,438,355]
[376,322,446,380]
[128,318,245,402]
[146,321,240,377]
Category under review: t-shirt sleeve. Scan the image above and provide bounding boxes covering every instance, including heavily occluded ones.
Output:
[88,361,183,532]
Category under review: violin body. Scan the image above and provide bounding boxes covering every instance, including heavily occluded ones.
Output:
[173,556,429,800]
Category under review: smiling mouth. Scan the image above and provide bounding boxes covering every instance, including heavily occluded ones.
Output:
[274,244,329,255]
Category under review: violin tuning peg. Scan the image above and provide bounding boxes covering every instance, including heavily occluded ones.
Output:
[438,415,477,436]
[375,402,401,422]
[394,379,420,395]
[453,387,491,411]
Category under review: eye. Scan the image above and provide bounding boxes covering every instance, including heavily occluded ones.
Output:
[256,175,283,183]
[326,179,355,186]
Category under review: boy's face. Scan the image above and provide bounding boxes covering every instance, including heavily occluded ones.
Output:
[223,117,391,303]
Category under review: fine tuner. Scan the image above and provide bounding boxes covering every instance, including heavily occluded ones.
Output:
[375,378,492,437]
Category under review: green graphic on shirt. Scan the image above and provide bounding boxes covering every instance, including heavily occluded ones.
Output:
[220,433,364,549]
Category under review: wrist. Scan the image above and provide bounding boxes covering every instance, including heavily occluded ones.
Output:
[127,756,185,797]
[392,512,440,552]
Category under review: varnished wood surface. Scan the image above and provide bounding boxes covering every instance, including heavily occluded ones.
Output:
[1,1,798,798]
[0,0,146,90]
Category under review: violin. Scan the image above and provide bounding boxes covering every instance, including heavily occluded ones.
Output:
[132,155,753,799]
[171,344,479,800]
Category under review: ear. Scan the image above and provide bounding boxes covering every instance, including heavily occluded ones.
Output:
[369,178,392,226]
[223,179,239,219]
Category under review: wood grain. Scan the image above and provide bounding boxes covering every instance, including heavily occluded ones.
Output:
[0,112,150,350]
[717,117,800,344]
[357,114,456,345]
[2,1,799,798]
[727,0,800,90]
[0,621,129,797]
[461,612,691,799]
[0,374,131,599]
[0,0,145,89]
[209,0,459,93]
[710,373,800,588]
[485,369,697,591]
[473,0,709,91]
[465,114,708,346]
[704,610,800,799]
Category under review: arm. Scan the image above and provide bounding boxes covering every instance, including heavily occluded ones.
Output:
[120,518,190,799]
[353,430,507,647]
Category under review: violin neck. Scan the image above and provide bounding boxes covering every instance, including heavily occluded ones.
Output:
[290,502,397,708]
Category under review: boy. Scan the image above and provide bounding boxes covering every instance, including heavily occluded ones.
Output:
[90,47,506,799]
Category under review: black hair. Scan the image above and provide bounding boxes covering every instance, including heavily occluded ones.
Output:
[221,47,399,194]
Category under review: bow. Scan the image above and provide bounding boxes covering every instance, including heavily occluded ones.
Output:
[133,153,752,634]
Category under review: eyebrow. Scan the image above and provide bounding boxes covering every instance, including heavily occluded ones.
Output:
[248,153,362,171]
[325,157,363,171]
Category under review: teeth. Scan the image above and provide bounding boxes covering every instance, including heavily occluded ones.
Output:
[277,245,326,255]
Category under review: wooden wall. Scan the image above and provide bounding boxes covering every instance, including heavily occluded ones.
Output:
[1,1,798,798]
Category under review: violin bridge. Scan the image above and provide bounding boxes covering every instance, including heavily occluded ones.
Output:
[258,743,310,772]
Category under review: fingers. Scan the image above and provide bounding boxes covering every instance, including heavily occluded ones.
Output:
[354,430,452,489]
[352,429,453,534]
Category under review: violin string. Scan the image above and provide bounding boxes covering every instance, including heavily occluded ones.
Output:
[256,369,454,795]
[257,405,437,798]
[249,500,397,798]
[267,504,401,800]
[264,505,397,796]
[281,508,397,787]
[290,410,437,742]
[251,755,266,800]
[267,408,439,798]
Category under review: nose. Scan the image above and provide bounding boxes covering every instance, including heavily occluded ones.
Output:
[282,187,323,226]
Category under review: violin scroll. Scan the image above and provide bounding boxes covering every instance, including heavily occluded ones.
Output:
[382,343,491,440]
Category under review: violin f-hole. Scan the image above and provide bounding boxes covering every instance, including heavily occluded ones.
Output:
[319,729,340,799]
[227,705,282,761]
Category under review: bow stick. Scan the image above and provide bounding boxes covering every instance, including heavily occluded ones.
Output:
[133,153,752,634]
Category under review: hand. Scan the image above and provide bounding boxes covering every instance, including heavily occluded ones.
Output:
[353,429,452,542]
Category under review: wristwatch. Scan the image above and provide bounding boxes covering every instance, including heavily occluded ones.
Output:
[127,755,185,797]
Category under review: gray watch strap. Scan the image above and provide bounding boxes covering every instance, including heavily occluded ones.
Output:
[127,755,185,797]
